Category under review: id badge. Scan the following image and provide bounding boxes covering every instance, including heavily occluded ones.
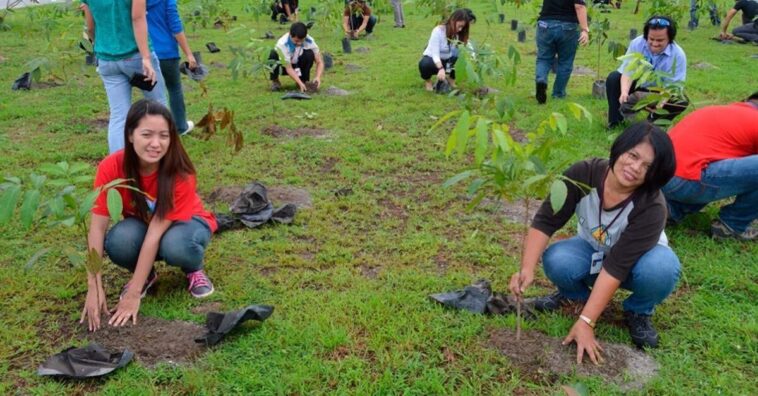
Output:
[295,68,302,77]
[590,251,604,275]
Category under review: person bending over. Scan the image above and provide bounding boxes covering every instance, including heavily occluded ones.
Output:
[663,92,758,240]
[81,99,217,332]
[343,0,377,39]
[269,22,324,92]
[606,16,687,128]
[510,122,680,360]
[418,9,474,92]
[271,0,299,23]
[720,0,758,43]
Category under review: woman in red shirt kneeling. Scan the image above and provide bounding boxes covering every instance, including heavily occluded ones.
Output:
[82,99,218,331]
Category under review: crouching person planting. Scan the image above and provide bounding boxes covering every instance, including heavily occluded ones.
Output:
[81,99,218,331]
[509,122,681,361]
[269,22,324,92]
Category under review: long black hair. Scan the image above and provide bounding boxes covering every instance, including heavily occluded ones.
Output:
[609,122,676,194]
[122,99,196,221]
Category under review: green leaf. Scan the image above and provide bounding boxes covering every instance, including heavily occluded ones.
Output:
[29,173,46,189]
[79,189,100,219]
[550,179,568,213]
[20,189,41,228]
[39,162,66,176]
[0,184,22,224]
[523,174,547,188]
[474,119,489,166]
[492,127,510,153]
[68,162,91,175]
[64,247,84,267]
[552,113,568,134]
[48,196,65,218]
[24,247,51,272]
[467,178,486,196]
[73,175,92,184]
[106,188,123,224]
[453,111,471,157]
[59,216,76,227]
[443,170,474,188]
[4,176,21,184]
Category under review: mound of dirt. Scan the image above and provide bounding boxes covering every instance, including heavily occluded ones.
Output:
[489,328,658,391]
[75,316,207,367]
[571,66,595,76]
[261,125,330,139]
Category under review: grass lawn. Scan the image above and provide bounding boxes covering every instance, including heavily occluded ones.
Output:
[1,0,756,394]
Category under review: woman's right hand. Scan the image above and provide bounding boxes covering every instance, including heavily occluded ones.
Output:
[436,68,446,81]
[509,269,534,299]
[80,279,108,332]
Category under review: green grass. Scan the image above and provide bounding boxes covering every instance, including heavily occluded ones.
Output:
[1,1,757,394]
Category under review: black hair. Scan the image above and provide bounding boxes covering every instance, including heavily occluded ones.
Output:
[462,8,476,23]
[290,22,307,39]
[608,122,676,194]
[643,15,677,42]
[747,91,758,101]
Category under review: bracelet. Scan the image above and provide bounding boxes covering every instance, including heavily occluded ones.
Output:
[579,314,596,328]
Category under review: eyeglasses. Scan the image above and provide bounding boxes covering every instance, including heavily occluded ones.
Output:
[647,18,671,28]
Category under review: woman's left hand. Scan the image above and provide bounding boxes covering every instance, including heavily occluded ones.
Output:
[562,320,604,365]
[109,294,141,327]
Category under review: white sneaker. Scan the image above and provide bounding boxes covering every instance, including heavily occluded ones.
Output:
[181,120,194,136]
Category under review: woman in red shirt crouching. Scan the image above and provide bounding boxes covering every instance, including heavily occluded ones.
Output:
[82,99,217,331]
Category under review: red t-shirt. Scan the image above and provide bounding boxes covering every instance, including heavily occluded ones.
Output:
[92,150,218,232]
[668,102,758,181]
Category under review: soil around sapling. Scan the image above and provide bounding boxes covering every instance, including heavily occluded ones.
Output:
[488,328,658,391]
[69,316,207,368]
[261,125,330,139]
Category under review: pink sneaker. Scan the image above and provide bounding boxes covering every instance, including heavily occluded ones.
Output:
[187,270,215,298]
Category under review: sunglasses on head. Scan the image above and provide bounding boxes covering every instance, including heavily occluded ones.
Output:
[647,17,671,27]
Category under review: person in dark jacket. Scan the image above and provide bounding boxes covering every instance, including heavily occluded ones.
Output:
[510,122,680,360]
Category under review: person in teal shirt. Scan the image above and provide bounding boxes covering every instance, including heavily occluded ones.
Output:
[81,0,167,153]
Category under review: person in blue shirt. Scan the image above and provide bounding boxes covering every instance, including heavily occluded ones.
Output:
[146,0,197,135]
[605,16,688,128]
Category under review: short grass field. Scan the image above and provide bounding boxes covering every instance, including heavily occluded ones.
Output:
[1,0,757,394]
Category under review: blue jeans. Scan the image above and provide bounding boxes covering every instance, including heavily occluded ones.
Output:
[97,52,167,153]
[159,58,189,133]
[104,216,211,274]
[662,155,758,233]
[535,20,579,98]
[542,237,680,315]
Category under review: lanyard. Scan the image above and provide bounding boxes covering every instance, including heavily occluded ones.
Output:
[595,169,635,243]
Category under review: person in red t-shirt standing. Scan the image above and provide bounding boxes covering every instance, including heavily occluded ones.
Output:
[81,99,218,332]
[662,92,758,240]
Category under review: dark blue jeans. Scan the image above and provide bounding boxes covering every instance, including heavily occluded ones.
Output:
[543,237,680,315]
[662,155,758,233]
[348,15,377,34]
[159,58,189,133]
[535,20,579,98]
[104,216,211,274]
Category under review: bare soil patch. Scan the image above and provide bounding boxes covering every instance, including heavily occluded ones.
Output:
[33,80,64,89]
[509,125,528,143]
[571,65,595,76]
[377,197,408,221]
[489,328,658,391]
[267,185,313,209]
[344,63,364,72]
[692,61,714,70]
[261,125,330,139]
[478,197,541,224]
[191,301,224,315]
[69,316,207,368]
[319,156,340,174]
[80,116,109,132]
[359,264,379,279]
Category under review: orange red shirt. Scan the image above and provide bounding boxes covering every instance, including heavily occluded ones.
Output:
[668,102,758,181]
[92,150,217,232]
